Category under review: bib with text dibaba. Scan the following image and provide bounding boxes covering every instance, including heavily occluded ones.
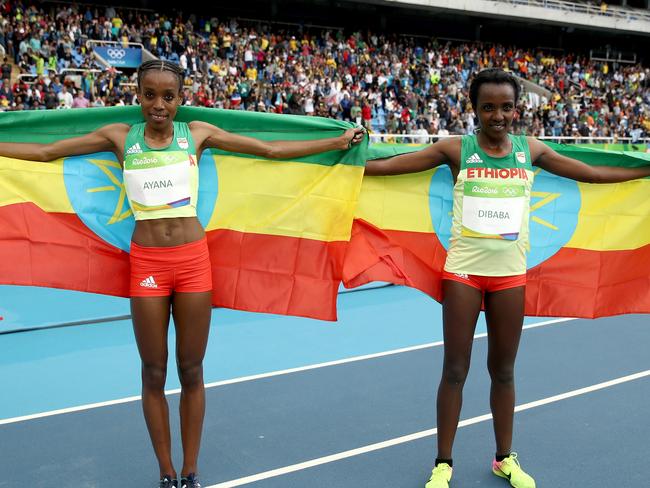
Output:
[461,181,525,240]
[123,151,192,212]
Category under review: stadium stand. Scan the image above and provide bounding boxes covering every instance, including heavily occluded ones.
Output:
[0,1,647,141]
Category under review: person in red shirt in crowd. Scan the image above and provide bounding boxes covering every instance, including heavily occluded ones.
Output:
[401,105,411,125]
[12,78,28,96]
[362,101,372,130]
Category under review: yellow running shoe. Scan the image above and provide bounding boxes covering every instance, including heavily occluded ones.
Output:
[492,453,536,488]
[425,463,452,488]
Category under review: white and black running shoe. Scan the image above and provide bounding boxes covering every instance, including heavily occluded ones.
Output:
[159,475,178,488]
[180,473,201,488]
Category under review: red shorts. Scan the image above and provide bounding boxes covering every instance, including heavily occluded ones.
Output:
[442,271,526,293]
[129,237,213,297]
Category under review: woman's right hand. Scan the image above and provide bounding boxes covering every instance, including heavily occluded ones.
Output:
[340,126,366,149]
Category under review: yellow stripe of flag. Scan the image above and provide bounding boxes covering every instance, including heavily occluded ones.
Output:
[567,180,650,251]
[206,155,365,242]
[0,157,74,213]
[354,169,435,233]
[355,170,650,252]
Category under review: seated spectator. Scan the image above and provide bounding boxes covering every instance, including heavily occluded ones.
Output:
[57,85,73,108]
[71,89,90,108]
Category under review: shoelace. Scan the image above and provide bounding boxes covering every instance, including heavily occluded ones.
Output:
[430,464,451,480]
[500,452,521,470]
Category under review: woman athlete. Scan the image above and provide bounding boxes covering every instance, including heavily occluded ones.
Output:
[0,60,364,488]
[365,68,650,488]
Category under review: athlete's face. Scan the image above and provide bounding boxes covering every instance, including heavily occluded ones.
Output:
[138,71,182,128]
[475,82,516,138]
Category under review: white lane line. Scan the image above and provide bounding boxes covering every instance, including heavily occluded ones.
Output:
[0,317,573,426]
[207,368,650,488]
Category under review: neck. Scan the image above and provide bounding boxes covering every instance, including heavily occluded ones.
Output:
[477,130,509,149]
[144,122,173,142]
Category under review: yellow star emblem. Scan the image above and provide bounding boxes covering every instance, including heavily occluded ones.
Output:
[85,158,132,224]
[530,168,561,231]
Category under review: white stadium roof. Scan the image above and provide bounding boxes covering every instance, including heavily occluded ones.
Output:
[353,0,650,35]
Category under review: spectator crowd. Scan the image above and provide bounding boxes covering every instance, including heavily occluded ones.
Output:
[0,1,648,141]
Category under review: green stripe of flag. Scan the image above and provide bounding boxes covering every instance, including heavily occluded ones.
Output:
[0,106,367,167]
[367,141,650,168]
[543,141,650,167]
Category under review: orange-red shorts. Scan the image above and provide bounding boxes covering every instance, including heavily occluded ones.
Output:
[442,271,526,293]
[129,237,213,297]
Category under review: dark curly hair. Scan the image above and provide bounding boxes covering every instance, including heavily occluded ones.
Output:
[136,60,184,92]
[469,68,521,108]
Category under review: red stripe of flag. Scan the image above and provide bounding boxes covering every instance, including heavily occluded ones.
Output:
[343,218,650,319]
[0,203,129,296]
[208,229,347,320]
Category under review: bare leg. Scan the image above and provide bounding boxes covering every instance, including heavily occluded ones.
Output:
[172,291,212,477]
[484,286,525,456]
[436,280,483,459]
[131,296,174,477]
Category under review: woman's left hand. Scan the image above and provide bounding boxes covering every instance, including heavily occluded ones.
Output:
[341,126,366,149]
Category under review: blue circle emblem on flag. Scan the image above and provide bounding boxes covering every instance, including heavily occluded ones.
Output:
[428,166,580,269]
[63,151,218,252]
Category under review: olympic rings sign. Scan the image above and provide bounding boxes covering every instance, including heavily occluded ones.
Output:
[106,48,126,59]
[95,46,142,67]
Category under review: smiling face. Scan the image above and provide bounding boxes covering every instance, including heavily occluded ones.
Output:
[138,70,182,128]
[475,82,516,138]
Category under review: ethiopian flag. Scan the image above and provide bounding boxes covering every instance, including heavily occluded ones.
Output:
[0,107,367,320]
[343,143,650,318]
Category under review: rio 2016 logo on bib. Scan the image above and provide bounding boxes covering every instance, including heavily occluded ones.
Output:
[428,166,580,269]
[63,151,218,252]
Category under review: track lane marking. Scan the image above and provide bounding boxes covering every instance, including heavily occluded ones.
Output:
[0,318,573,425]
[207,369,650,487]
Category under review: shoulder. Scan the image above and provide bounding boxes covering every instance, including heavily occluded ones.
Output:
[188,120,216,132]
[97,123,131,135]
[435,135,461,150]
[92,123,131,141]
[525,136,547,162]
[188,120,226,139]
[188,120,225,148]
[94,123,131,150]
[418,136,461,168]
[436,136,462,160]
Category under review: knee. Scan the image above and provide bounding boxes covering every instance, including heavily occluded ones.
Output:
[142,363,167,391]
[177,360,204,389]
[442,359,470,386]
[488,364,515,385]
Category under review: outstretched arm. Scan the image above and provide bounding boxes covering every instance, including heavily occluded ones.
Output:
[365,137,460,176]
[190,121,365,159]
[0,124,127,162]
[530,137,650,183]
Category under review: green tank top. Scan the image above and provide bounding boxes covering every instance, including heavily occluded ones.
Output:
[444,133,534,276]
[123,122,199,221]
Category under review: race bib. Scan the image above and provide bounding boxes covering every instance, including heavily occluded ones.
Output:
[124,152,192,211]
[461,181,525,240]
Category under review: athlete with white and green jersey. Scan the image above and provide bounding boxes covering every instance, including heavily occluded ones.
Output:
[0,60,365,488]
[365,68,650,488]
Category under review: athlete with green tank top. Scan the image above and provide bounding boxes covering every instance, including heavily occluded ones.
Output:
[0,60,365,488]
[446,133,534,277]
[123,121,199,219]
[365,68,650,488]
